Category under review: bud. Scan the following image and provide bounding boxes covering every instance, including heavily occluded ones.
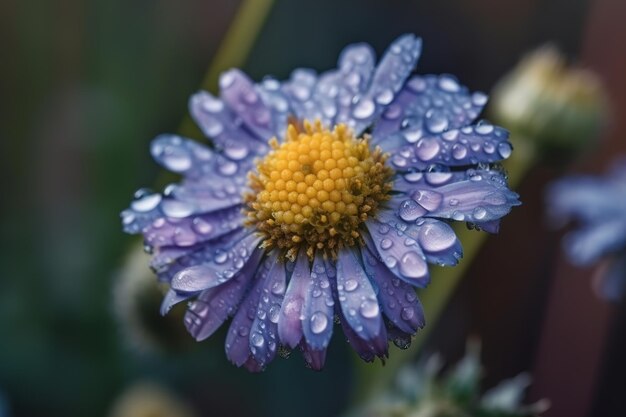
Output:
[490,45,608,150]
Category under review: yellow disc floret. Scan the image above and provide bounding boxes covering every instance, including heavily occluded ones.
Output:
[245,120,394,261]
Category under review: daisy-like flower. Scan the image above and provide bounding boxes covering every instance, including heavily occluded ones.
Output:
[547,160,626,301]
[121,34,520,371]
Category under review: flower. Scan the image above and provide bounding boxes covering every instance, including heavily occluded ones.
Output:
[121,34,520,371]
[344,341,549,417]
[490,45,607,150]
[547,160,626,300]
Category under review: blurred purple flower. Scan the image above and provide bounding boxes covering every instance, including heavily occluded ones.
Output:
[121,35,520,371]
[547,160,626,301]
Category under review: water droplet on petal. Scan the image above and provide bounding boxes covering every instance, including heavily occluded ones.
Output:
[473,206,487,220]
[380,238,393,250]
[413,190,443,211]
[425,110,449,134]
[399,199,427,222]
[131,193,162,212]
[161,199,193,218]
[415,138,441,161]
[251,332,265,347]
[438,75,460,92]
[451,144,468,160]
[498,142,512,158]
[399,251,427,278]
[344,279,358,292]
[359,300,380,319]
[418,222,457,252]
[352,99,375,119]
[310,311,329,334]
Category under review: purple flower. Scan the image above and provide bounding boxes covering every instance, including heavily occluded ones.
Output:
[121,35,520,371]
[547,160,626,300]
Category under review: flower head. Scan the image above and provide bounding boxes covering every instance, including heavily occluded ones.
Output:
[547,160,626,300]
[491,45,607,150]
[121,35,520,370]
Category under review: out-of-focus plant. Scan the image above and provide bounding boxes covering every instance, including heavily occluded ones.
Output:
[0,391,9,417]
[108,381,196,417]
[546,160,626,301]
[113,246,193,353]
[490,45,608,153]
[346,342,549,417]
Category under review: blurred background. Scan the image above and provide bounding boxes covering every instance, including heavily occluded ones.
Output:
[2,0,626,416]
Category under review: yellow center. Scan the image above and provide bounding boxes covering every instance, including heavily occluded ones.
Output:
[246,120,393,260]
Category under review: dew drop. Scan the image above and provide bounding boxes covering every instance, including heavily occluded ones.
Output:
[425,110,449,134]
[413,189,443,211]
[399,251,427,278]
[415,138,441,161]
[251,332,265,347]
[131,193,162,212]
[473,206,487,220]
[192,217,213,235]
[438,75,460,92]
[498,142,512,158]
[360,300,380,319]
[399,199,426,222]
[451,144,468,160]
[380,238,393,250]
[352,99,375,119]
[344,279,358,292]
[161,199,193,218]
[310,311,329,334]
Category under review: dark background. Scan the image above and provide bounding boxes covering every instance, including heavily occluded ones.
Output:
[2,0,625,416]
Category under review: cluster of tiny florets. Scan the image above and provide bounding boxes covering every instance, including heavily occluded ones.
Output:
[245,120,393,260]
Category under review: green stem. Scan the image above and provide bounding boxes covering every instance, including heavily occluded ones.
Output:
[351,136,537,401]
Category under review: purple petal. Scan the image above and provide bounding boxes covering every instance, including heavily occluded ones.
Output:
[225,256,273,367]
[302,252,335,350]
[282,69,320,123]
[386,121,512,171]
[142,205,244,250]
[278,249,309,348]
[316,43,376,127]
[256,77,292,139]
[249,254,287,366]
[393,170,520,225]
[160,289,194,316]
[189,90,269,156]
[300,342,327,371]
[372,74,487,145]
[219,69,275,140]
[361,245,425,334]
[365,219,430,286]
[374,210,462,267]
[150,228,248,281]
[335,248,386,341]
[170,233,261,292]
[350,34,422,135]
[183,249,263,340]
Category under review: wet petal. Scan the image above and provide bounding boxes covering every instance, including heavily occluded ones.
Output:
[300,342,327,371]
[302,252,335,350]
[351,34,422,134]
[372,74,487,145]
[316,43,376,128]
[361,245,425,334]
[365,219,430,287]
[224,256,273,367]
[256,77,292,139]
[170,233,261,292]
[142,206,244,250]
[219,69,275,140]
[249,254,286,366]
[184,249,263,340]
[386,121,512,171]
[189,90,269,155]
[336,248,386,342]
[278,249,309,348]
[160,289,194,316]
[282,69,320,123]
